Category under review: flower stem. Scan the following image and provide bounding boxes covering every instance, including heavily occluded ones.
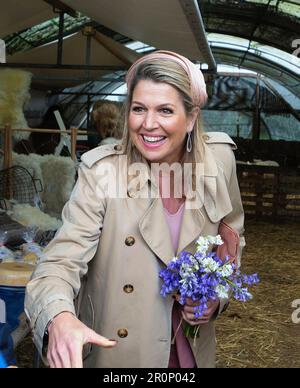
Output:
[171,317,183,345]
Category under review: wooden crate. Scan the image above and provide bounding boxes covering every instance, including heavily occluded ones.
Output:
[237,164,300,222]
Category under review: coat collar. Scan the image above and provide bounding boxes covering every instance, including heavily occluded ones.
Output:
[139,197,174,266]
[139,196,206,266]
[137,144,218,265]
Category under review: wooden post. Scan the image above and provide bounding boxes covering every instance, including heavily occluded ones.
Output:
[4,124,13,170]
[71,127,78,162]
[3,124,13,200]
[252,76,261,141]
[272,169,279,222]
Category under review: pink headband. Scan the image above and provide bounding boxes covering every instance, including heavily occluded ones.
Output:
[125,50,208,108]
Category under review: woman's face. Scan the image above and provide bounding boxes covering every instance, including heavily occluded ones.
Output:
[128,79,197,164]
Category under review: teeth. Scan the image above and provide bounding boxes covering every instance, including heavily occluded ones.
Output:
[143,135,166,143]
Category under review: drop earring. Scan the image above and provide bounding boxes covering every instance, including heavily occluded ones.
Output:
[186,131,192,153]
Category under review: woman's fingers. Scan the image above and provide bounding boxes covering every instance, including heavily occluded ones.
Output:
[68,341,84,368]
[85,329,117,349]
[57,346,72,368]
[47,348,63,368]
[47,340,73,368]
[46,312,117,368]
[181,311,209,326]
[183,305,197,314]
[185,298,201,307]
[182,300,220,325]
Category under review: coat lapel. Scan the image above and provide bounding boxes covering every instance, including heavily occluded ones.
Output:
[177,207,205,255]
[177,144,218,254]
[139,197,174,266]
[138,144,220,264]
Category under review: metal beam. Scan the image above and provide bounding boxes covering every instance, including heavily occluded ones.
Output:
[32,76,125,83]
[252,76,261,140]
[85,34,92,67]
[0,63,127,71]
[43,0,77,18]
[50,92,127,97]
[57,12,65,65]
[179,0,217,71]
[212,48,300,79]
[92,30,141,67]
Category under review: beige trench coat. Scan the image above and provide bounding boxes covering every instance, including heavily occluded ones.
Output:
[25,132,245,368]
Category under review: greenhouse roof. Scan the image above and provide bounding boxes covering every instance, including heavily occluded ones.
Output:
[3,14,130,56]
[2,0,299,57]
[1,0,299,99]
[200,0,300,53]
[4,15,91,56]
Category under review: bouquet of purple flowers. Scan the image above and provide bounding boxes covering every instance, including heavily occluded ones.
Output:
[159,235,259,340]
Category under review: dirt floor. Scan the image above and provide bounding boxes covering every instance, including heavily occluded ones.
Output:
[15,220,300,368]
[216,220,300,368]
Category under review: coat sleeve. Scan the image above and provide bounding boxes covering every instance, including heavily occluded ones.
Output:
[25,163,106,353]
[216,146,246,316]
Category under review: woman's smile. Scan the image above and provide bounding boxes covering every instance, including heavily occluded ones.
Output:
[128,79,196,164]
[140,134,168,148]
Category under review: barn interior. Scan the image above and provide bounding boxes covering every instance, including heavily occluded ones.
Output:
[0,0,299,368]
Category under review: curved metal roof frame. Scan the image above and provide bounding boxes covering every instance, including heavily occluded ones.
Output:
[57,70,126,127]
[211,45,300,99]
[208,33,300,73]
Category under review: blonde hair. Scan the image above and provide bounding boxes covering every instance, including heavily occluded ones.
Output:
[92,101,122,139]
[121,59,207,168]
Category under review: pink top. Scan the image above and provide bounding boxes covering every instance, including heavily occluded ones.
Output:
[163,203,185,253]
[163,203,196,368]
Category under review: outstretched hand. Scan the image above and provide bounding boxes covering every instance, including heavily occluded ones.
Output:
[47,312,117,368]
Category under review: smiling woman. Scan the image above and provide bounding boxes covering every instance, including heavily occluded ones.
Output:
[128,80,198,164]
[25,50,245,369]
[123,52,208,169]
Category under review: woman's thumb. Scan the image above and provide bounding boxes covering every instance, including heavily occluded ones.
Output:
[86,329,117,348]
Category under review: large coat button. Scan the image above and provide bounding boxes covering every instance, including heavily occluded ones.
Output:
[114,144,122,151]
[123,284,134,294]
[125,236,135,246]
[117,329,128,338]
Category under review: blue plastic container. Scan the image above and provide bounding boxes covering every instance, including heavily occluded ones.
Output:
[0,286,25,331]
[0,352,7,368]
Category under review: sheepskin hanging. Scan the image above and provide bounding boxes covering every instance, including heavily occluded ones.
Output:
[0,68,32,141]
[9,203,62,232]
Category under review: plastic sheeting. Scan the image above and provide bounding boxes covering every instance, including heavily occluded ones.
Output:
[203,111,300,141]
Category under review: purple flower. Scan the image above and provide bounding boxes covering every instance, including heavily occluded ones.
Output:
[160,241,259,317]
